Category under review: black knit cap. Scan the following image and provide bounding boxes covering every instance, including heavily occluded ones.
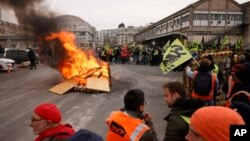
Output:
[67,129,104,141]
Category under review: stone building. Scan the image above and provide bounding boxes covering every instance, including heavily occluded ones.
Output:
[98,29,117,47]
[98,23,143,47]
[242,1,250,46]
[117,23,143,46]
[134,0,249,47]
[55,15,97,48]
[0,7,34,49]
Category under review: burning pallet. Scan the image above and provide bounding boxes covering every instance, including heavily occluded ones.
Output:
[49,66,111,95]
[44,32,112,95]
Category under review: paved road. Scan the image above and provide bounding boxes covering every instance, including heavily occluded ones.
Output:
[0,64,183,141]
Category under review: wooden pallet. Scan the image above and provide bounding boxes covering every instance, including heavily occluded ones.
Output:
[48,79,77,95]
[49,66,111,95]
[86,76,110,92]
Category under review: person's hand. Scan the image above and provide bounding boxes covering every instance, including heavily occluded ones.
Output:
[185,66,190,71]
[143,112,152,123]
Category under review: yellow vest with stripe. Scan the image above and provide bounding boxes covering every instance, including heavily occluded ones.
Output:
[153,50,158,56]
[106,111,150,141]
[180,115,190,124]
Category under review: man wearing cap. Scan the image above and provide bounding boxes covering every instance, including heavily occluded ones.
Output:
[30,103,75,141]
[185,106,245,141]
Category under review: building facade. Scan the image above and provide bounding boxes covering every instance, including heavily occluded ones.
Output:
[242,1,250,46]
[55,15,97,48]
[98,29,117,47]
[134,0,249,47]
[98,23,144,47]
[0,7,34,49]
[117,23,143,46]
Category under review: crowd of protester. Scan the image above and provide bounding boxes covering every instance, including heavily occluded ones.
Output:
[29,45,250,141]
[95,44,163,66]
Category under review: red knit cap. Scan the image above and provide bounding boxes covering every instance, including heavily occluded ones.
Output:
[34,103,61,123]
[190,106,245,141]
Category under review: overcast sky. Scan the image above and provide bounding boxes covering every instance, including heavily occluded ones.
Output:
[2,0,249,31]
[45,0,249,30]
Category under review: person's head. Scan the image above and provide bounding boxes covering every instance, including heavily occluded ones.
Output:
[67,129,104,141]
[231,91,250,103]
[163,81,187,107]
[224,91,250,108]
[124,89,145,114]
[234,68,250,84]
[30,103,62,135]
[204,55,215,70]
[231,64,245,76]
[123,44,128,48]
[237,54,246,63]
[197,58,211,72]
[204,55,214,63]
[185,106,245,141]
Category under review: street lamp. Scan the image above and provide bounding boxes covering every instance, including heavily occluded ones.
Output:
[152,40,156,46]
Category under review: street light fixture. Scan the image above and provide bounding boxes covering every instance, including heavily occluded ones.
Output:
[152,40,156,46]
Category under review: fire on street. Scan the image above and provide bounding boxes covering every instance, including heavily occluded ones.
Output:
[0,64,183,141]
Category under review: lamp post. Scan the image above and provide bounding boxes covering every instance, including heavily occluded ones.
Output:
[152,40,156,47]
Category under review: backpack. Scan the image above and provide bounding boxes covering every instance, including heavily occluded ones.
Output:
[193,72,212,96]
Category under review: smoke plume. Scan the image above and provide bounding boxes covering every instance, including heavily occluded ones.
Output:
[0,0,66,68]
[0,0,58,36]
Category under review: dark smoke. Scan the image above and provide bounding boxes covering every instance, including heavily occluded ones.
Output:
[0,0,58,35]
[0,0,66,68]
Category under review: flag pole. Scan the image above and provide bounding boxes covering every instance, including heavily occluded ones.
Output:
[192,57,200,67]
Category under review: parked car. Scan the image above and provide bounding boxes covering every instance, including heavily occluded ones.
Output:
[0,58,16,71]
[1,48,29,64]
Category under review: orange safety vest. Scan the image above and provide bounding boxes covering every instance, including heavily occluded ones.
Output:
[106,111,150,141]
[192,71,217,100]
[226,75,235,99]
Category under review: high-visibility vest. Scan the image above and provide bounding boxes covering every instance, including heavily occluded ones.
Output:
[192,71,217,100]
[101,50,106,56]
[226,75,235,99]
[106,111,150,141]
[153,50,158,56]
[212,65,219,74]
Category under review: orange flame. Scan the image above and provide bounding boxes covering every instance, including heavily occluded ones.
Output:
[45,31,109,85]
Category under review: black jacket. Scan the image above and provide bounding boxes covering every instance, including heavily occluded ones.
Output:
[163,98,205,141]
[230,101,250,125]
[28,49,36,61]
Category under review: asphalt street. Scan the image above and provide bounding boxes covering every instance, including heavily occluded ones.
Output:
[0,63,183,141]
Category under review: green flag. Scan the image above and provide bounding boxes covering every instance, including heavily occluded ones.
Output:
[129,42,136,49]
[221,35,229,50]
[160,39,193,74]
[236,36,243,49]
